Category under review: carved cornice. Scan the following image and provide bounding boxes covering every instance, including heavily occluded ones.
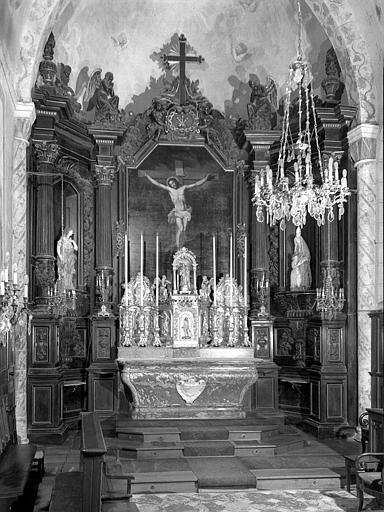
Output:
[94,164,117,186]
[348,124,379,165]
[33,140,60,166]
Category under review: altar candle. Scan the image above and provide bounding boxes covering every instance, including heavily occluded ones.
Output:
[24,275,29,299]
[4,252,9,282]
[213,235,217,307]
[229,232,233,308]
[140,232,144,307]
[124,233,128,306]
[155,232,159,308]
[244,235,247,308]
[0,271,4,296]
[13,263,18,286]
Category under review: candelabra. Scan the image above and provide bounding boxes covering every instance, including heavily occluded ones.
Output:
[316,265,345,320]
[0,266,29,340]
[48,285,76,319]
[251,0,350,230]
[255,273,269,317]
[96,271,113,317]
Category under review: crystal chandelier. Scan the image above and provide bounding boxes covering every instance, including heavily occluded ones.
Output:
[252,0,350,229]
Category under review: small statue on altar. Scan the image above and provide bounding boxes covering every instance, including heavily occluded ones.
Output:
[199,275,211,302]
[180,264,191,292]
[56,229,78,291]
[159,275,171,302]
[182,317,192,339]
[290,227,312,291]
[161,311,170,337]
[86,71,120,122]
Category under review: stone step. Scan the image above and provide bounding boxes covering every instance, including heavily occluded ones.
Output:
[106,439,184,459]
[232,440,276,456]
[183,440,234,457]
[228,425,280,442]
[105,470,198,495]
[251,468,342,490]
[116,426,181,444]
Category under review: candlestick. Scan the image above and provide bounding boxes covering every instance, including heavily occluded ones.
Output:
[12,263,18,285]
[229,232,233,308]
[140,232,144,307]
[243,235,247,308]
[213,235,217,307]
[124,233,128,306]
[156,232,159,308]
[4,252,9,283]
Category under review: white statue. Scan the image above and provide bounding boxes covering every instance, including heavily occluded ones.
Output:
[144,172,214,248]
[199,275,211,301]
[290,227,312,291]
[57,229,78,290]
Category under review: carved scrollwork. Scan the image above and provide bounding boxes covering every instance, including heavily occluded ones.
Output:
[34,140,60,166]
[94,164,117,187]
[34,259,55,289]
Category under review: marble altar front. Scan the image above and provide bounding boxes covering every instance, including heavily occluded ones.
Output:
[117,247,260,419]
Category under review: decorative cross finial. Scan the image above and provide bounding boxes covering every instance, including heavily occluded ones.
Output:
[162,34,204,105]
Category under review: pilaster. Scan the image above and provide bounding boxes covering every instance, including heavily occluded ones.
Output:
[348,123,380,416]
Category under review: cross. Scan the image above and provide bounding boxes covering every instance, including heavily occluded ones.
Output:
[162,34,204,105]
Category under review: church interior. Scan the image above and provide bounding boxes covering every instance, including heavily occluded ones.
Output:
[0,0,383,511]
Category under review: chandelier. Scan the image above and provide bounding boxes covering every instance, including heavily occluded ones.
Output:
[252,0,350,229]
[316,265,345,320]
[0,255,30,341]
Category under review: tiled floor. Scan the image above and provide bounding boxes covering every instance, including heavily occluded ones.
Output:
[29,428,383,512]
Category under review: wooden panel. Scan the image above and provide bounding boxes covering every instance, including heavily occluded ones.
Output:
[326,383,343,419]
[93,378,114,412]
[32,386,52,425]
[310,381,320,418]
[33,326,50,364]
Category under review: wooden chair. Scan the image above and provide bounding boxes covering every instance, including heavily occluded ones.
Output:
[356,452,384,511]
[344,411,370,493]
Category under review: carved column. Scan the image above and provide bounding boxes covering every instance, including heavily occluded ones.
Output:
[32,140,59,305]
[244,131,277,320]
[12,102,36,443]
[88,130,122,427]
[348,123,380,416]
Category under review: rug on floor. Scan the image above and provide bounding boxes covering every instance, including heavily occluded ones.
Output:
[133,489,384,512]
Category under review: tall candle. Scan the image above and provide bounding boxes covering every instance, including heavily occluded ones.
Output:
[13,263,18,285]
[213,236,217,306]
[124,233,128,306]
[140,232,144,307]
[229,232,233,308]
[155,232,159,308]
[244,235,247,308]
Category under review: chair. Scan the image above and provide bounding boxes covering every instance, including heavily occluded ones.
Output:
[355,452,384,511]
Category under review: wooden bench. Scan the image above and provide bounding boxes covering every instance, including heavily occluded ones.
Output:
[0,399,37,511]
[49,412,135,512]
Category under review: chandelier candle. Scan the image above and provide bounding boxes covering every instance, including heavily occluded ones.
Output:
[124,233,128,306]
[140,232,144,307]
[156,232,159,308]
[244,235,247,308]
[213,235,217,307]
[229,232,233,308]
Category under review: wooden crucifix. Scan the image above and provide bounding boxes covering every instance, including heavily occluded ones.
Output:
[162,34,204,105]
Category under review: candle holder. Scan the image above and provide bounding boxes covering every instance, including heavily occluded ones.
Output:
[316,264,345,320]
[0,279,30,339]
[96,271,113,317]
[48,285,77,319]
[153,310,162,347]
[243,307,251,347]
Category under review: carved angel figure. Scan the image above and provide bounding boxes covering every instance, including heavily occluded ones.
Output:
[83,70,120,122]
[247,77,277,130]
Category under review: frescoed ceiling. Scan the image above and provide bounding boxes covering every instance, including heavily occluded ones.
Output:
[47,0,336,116]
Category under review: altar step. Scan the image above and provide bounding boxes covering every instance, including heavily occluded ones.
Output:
[250,468,342,490]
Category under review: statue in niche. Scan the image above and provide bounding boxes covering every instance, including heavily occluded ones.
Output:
[247,77,277,130]
[290,227,312,291]
[57,229,78,291]
[182,317,192,339]
[144,172,215,248]
[86,71,120,122]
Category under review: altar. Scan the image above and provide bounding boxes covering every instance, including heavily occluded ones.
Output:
[117,246,260,419]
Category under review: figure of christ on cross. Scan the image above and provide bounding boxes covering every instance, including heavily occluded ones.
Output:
[144,172,215,248]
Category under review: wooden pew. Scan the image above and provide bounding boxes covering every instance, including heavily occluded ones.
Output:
[49,412,135,512]
[0,399,37,511]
